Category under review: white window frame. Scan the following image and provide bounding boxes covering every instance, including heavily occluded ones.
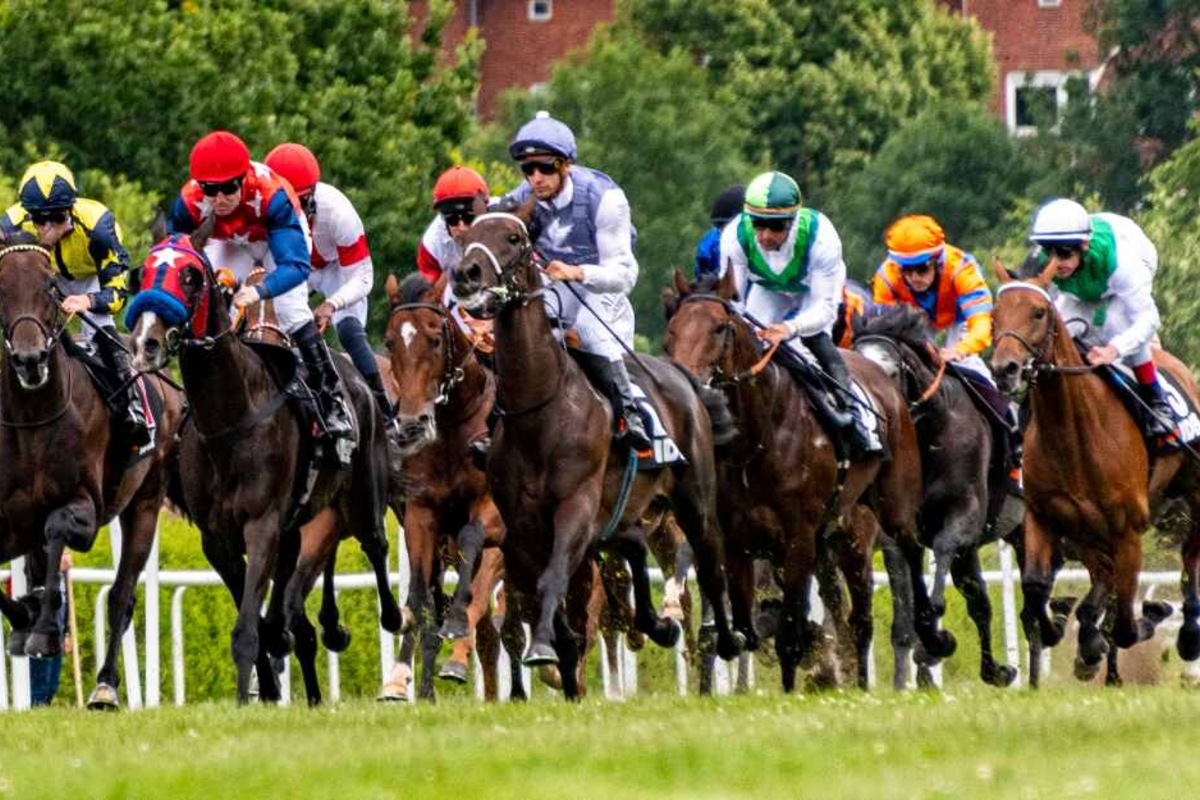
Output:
[1038,0,1063,8]
[1005,69,1097,135]
[528,0,552,22]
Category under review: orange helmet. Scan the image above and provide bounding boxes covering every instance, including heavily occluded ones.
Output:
[264,143,321,195]
[885,214,946,265]
[432,166,488,208]
[189,131,251,183]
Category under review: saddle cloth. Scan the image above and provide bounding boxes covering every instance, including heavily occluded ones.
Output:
[1105,360,1200,447]
[64,336,162,460]
[774,343,885,460]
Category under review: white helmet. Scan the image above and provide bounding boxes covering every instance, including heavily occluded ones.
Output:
[1030,198,1092,244]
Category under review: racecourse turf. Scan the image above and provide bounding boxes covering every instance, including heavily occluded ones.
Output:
[2,687,1199,799]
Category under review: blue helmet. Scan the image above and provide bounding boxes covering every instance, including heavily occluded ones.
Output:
[509,111,577,161]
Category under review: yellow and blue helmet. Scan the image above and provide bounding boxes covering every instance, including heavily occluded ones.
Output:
[19,161,77,212]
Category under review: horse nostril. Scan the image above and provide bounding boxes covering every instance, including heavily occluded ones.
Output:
[467,264,481,284]
[1002,361,1020,378]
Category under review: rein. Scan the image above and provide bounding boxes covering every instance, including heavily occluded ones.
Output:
[389,302,473,406]
[854,333,946,410]
[994,281,1101,378]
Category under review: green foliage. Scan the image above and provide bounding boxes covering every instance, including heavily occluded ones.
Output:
[827,101,1036,278]
[474,26,752,343]
[620,0,994,192]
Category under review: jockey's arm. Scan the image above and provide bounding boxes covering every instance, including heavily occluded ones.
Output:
[323,206,374,312]
[85,209,131,315]
[1106,276,1161,358]
[952,257,994,356]
[416,216,447,283]
[784,227,845,338]
[872,268,899,306]
[716,220,751,306]
[257,193,312,300]
[577,189,638,295]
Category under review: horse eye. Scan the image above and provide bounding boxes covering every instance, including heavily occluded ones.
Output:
[1033,307,1046,320]
[507,234,520,244]
[428,335,443,348]
[384,337,395,352]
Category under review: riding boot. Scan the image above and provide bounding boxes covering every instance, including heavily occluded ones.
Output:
[602,359,653,453]
[294,322,355,460]
[1006,406,1024,495]
[468,406,500,471]
[800,332,855,430]
[96,326,153,449]
[1137,380,1180,441]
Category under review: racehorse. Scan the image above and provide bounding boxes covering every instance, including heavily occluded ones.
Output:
[126,222,401,704]
[451,202,741,700]
[663,268,952,691]
[991,259,1199,684]
[0,229,184,709]
[854,305,1018,687]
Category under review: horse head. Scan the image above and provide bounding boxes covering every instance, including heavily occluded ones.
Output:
[0,229,66,390]
[662,266,749,385]
[451,197,538,318]
[990,256,1060,398]
[126,217,224,372]
[384,271,470,453]
[853,304,938,387]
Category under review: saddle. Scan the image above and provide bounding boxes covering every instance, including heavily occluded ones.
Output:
[1083,346,1200,454]
[62,335,162,465]
[241,339,329,445]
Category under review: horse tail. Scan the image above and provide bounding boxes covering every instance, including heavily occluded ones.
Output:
[671,362,737,447]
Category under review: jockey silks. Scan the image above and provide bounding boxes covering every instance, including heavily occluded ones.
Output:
[735,209,819,293]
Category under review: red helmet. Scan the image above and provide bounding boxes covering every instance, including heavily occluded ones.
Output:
[264,142,321,195]
[189,131,251,182]
[432,166,488,208]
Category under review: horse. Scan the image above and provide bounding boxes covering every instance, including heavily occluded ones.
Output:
[381,271,528,701]
[990,258,1199,685]
[663,268,953,691]
[451,203,742,700]
[853,304,1019,687]
[126,222,402,704]
[0,229,184,709]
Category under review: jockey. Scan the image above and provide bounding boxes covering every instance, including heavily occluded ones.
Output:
[166,131,354,450]
[416,166,495,349]
[873,215,995,379]
[263,142,396,428]
[503,111,652,451]
[1,160,150,447]
[695,184,744,280]
[716,170,859,439]
[834,278,873,348]
[1029,198,1177,440]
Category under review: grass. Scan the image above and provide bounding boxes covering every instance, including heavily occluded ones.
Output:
[2,687,1200,798]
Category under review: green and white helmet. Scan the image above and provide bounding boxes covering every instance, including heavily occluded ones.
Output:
[743,171,802,219]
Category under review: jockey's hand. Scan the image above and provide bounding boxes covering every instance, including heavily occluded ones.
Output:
[232,285,261,310]
[1086,344,1119,365]
[36,218,72,248]
[542,260,584,283]
[757,323,794,347]
[939,348,964,363]
[60,294,91,315]
[314,301,335,333]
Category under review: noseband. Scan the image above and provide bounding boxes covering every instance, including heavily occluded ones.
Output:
[389,302,469,405]
[462,212,541,310]
[993,281,1097,379]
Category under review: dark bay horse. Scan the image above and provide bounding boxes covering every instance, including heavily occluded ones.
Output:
[0,231,184,709]
[664,269,952,691]
[991,259,1199,684]
[451,204,741,699]
[854,305,1018,687]
[126,226,401,704]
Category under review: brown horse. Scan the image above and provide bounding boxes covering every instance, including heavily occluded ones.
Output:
[663,268,951,691]
[0,230,184,709]
[991,260,1199,683]
[126,225,401,704]
[451,204,741,699]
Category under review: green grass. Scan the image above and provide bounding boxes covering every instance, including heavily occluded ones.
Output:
[2,688,1200,798]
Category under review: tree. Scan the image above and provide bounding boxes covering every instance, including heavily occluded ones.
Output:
[620,0,994,195]
[473,27,752,344]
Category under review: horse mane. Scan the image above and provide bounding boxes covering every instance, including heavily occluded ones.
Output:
[487,195,542,243]
[4,230,40,247]
[856,305,939,367]
[396,273,434,306]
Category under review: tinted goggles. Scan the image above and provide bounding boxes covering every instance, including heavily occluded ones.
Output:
[198,176,244,197]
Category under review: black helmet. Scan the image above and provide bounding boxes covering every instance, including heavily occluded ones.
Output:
[709,184,745,228]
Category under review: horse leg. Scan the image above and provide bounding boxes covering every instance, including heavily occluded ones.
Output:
[1019,515,1065,661]
[498,588,528,701]
[90,495,159,709]
[671,477,741,661]
[401,504,439,636]
[776,533,818,694]
[880,537,916,690]
[380,631,416,702]
[417,570,445,702]
[1180,520,1200,662]
[950,545,1017,687]
[525,496,595,666]
[1101,601,1122,687]
[1073,552,1112,681]
[612,531,681,648]
[318,543,351,653]
[27,497,95,659]
[1111,533,1171,649]
[348,436,403,634]
[475,606,502,701]
[233,513,281,704]
[836,507,877,690]
[442,547,502,685]
[285,516,340,706]
[441,517,486,642]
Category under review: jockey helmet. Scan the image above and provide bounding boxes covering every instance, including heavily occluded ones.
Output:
[1030,198,1091,245]
[710,184,746,228]
[509,111,577,161]
[743,171,801,219]
[432,165,488,208]
[189,131,251,183]
[19,161,77,212]
[886,214,946,266]
[264,143,321,195]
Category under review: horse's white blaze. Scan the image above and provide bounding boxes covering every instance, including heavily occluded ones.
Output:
[400,321,417,349]
[131,311,160,370]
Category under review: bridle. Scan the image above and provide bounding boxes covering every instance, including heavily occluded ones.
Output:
[674,293,776,388]
[993,281,1098,380]
[854,333,946,413]
[461,212,541,313]
[389,302,471,406]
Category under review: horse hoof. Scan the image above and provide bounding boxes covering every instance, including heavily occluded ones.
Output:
[377,682,411,703]
[626,628,646,652]
[536,665,563,691]
[87,684,121,711]
[399,606,416,634]
[1144,600,1174,625]
[438,659,469,684]
[321,624,352,653]
[24,631,61,659]
[934,630,957,659]
[1074,654,1103,682]
[438,616,469,642]
[523,642,559,666]
[983,663,1019,688]
[1179,621,1200,661]
[379,604,404,634]
[649,618,682,649]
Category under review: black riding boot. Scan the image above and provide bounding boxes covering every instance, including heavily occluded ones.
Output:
[603,359,653,453]
[96,326,152,449]
[1137,380,1180,441]
[294,322,355,458]
[800,332,855,430]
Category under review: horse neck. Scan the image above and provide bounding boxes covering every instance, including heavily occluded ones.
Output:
[726,321,782,440]
[1028,308,1116,445]
[491,281,564,415]
[437,354,492,428]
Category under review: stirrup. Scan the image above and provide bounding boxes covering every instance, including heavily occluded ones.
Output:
[617,415,653,454]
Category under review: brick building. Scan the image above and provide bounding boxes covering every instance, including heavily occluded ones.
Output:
[420,0,1102,132]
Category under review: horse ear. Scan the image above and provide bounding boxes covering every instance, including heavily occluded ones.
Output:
[190,215,215,251]
[149,209,169,243]
[716,262,737,300]
[1035,257,1058,287]
[385,273,401,307]
[672,266,691,297]
[428,270,449,304]
[662,286,679,320]
[994,256,1013,285]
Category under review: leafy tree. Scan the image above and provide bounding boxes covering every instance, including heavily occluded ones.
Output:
[620,0,994,194]
[473,27,752,344]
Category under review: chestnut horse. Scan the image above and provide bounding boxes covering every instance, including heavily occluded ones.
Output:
[0,231,184,709]
[126,225,401,703]
[664,269,951,691]
[452,204,741,699]
[991,259,1199,684]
